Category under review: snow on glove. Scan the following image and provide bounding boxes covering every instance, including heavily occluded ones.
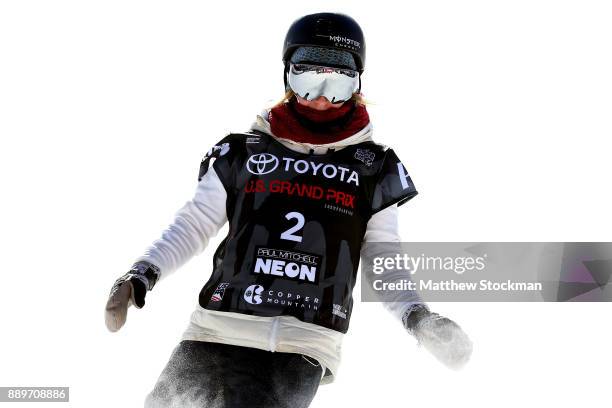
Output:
[104,261,160,332]
[403,305,473,370]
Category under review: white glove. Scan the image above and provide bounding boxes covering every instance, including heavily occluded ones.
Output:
[404,305,473,369]
[105,280,140,332]
[104,262,160,332]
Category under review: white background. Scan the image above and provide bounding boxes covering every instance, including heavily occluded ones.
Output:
[1,1,611,407]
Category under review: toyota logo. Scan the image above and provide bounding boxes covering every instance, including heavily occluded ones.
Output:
[246,153,279,175]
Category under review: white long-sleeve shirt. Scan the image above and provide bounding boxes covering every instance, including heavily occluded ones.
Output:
[137,110,423,384]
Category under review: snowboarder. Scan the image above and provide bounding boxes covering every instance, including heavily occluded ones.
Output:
[105,12,472,408]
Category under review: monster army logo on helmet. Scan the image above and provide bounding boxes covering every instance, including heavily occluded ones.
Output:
[282,12,366,92]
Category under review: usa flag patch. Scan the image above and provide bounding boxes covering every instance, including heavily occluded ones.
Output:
[210,282,230,302]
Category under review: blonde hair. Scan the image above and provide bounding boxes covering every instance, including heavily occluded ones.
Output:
[273,89,368,108]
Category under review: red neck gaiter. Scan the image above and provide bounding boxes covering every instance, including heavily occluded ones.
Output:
[269,97,370,144]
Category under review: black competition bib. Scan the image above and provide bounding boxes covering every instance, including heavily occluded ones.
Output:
[197,132,417,333]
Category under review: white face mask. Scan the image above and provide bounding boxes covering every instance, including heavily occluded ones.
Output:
[288,63,360,104]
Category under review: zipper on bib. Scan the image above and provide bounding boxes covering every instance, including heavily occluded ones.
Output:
[269,316,280,352]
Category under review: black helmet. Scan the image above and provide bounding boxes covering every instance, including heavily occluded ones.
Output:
[283,12,366,73]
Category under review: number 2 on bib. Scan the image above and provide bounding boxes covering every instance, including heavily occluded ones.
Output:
[280,211,305,242]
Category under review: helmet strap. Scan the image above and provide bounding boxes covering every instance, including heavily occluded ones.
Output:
[283,63,291,92]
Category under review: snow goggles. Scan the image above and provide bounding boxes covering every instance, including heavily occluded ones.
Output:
[288,63,360,104]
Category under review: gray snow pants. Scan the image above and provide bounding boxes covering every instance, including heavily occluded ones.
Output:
[144,340,322,408]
